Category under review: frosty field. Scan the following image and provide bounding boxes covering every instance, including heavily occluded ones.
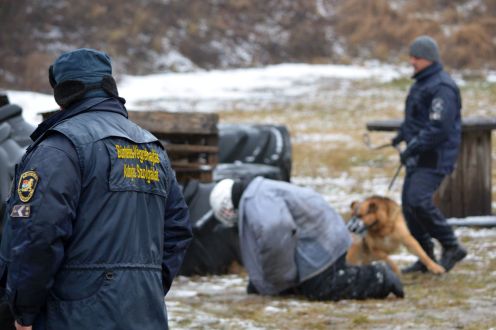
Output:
[5,63,496,329]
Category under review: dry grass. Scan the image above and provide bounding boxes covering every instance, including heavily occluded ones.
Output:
[2,0,496,90]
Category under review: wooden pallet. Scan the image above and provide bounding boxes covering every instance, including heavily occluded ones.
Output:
[128,111,219,184]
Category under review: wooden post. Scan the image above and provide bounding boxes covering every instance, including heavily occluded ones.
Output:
[435,129,492,217]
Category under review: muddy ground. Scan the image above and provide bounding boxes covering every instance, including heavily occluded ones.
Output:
[166,76,496,329]
[168,228,495,329]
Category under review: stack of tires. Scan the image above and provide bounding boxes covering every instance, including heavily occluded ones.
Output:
[215,124,292,182]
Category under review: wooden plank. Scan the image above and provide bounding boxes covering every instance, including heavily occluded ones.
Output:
[176,171,213,183]
[163,143,219,154]
[366,119,402,132]
[128,111,219,135]
[171,162,213,171]
[447,216,496,227]
[460,117,496,132]
[205,135,219,166]
[155,132,218,139]
[464,131,491,215]
[367,117,496,132]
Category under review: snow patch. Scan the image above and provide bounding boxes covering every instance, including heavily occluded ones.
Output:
[264,306,286,314]
[118,63,410,112]
[4,63,410,125]
[487,71,496,83]
[292,133,355,144]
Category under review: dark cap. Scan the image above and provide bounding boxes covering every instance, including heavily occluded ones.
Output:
[409,35,440,63]
[51,48,112,85]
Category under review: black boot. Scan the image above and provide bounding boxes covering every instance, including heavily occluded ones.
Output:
[246,281,259,294]
[380,263,404,298]
[401,240,436,274]
[440,244,467,272]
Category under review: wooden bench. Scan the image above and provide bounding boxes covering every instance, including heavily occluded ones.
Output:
[366,117,496,218]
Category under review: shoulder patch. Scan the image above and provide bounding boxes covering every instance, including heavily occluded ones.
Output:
[17,170,39,203]
[11,204,31,218]
[430,97,444,121]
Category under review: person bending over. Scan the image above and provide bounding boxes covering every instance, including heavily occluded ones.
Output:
[210,177,404,301]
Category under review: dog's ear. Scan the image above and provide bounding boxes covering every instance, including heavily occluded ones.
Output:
[367,202,378,214]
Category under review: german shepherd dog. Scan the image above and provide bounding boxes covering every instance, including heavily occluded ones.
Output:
[346,196,445,275]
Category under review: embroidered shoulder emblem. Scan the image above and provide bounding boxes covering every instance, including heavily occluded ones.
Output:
[430,98,444,120]
[17,170,39,203]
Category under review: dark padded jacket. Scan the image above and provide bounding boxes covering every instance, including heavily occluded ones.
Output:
[0,104,35,147]
[0,97,192,329]
[398,62,462,174]
[0,123,24,204]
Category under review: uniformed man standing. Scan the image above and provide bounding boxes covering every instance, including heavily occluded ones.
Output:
[0,49,192,330]
[392,36,467,274]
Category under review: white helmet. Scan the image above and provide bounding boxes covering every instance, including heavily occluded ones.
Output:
[209,179,238,227]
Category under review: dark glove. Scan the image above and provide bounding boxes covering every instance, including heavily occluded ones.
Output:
[391,135,402,147]
[400,151,417,169]
[399,150,408,165]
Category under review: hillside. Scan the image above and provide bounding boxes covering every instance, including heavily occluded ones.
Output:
[1,0,495,91]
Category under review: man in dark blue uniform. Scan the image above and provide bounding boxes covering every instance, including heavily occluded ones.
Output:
[392,36,467,274]
[0,49,192,330]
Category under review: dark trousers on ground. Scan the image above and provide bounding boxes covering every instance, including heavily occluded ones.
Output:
[401,168,457,250]
[298,254,392,301]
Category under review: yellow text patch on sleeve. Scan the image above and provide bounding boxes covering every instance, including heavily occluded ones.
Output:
[17,170,39,203]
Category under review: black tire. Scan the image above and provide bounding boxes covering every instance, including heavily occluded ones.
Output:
[218,124,292,181]
[213,163,283,182]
